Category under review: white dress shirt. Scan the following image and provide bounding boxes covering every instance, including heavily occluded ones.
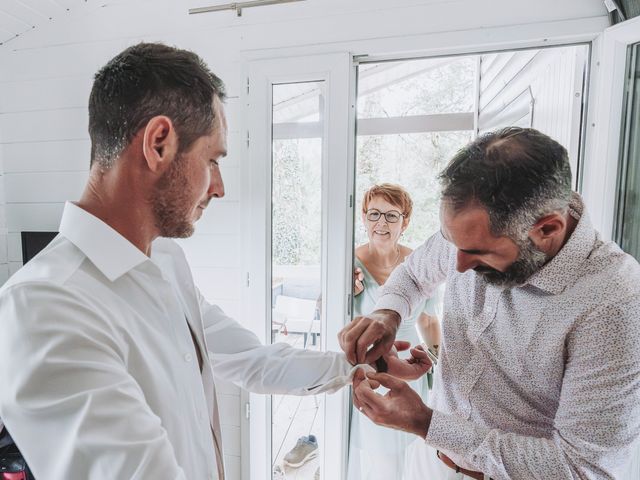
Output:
[376,194,640,479]
[0,202,355,480]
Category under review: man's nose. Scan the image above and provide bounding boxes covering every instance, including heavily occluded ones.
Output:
[456,250,477,273]
[209,169,225,198]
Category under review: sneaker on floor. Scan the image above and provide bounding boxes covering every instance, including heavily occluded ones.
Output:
[283,434,319,468]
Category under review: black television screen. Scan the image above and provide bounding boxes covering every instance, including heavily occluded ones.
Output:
[21,231,58,264]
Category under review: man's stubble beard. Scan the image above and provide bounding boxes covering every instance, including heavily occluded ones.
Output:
[476,238,548,288]
[151,152,197,239]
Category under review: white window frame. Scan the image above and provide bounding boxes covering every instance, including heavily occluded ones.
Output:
[244,52,355,480]
[581,15,640,238]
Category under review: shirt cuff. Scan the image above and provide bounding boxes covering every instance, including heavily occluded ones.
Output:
[304,355,374,394]
[426,409,490,470]
[375,293,411,320]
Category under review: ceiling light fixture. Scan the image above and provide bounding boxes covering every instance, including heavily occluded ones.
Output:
[189,0,306,17]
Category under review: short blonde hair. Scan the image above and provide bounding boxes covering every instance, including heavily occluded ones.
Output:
[362,183,413,221]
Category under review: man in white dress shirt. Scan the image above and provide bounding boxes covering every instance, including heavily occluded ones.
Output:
[0,43,430,480]
[340,128,640,479]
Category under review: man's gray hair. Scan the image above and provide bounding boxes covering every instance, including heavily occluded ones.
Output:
[439,127,572,242]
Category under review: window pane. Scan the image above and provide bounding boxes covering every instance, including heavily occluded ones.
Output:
[357,57,476,118]
[271,81,324,480]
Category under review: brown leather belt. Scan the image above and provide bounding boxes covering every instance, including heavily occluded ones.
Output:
[437,450,492,480]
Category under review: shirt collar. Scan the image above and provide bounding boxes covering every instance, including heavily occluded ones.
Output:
[524,192,598,294]
[59,202,150,282]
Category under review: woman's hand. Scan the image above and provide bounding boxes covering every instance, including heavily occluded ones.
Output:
[381,340,432,381]
[353,267,364,296]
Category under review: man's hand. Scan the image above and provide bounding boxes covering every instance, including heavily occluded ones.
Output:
[339,310,401,365]
[352,369,432,438]
[382,341,432,381]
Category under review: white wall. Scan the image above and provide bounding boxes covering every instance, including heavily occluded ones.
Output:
[0,1,608,478]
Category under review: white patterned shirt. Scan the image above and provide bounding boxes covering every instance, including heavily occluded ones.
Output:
[376,193,640,479]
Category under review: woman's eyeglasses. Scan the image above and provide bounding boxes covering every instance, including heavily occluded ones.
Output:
[365,209,404,223]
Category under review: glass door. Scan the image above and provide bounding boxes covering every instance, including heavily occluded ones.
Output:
[270,80,325,479]
[246,53,355,480]
[348,44,589,479]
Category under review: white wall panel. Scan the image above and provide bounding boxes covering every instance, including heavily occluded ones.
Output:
[194,202,241,235]
[224,100,245,134]
[4,171,87,203]
[192,267,242,301]
[0,263,8,284]
[217,165,240,203]
[0,40,133,82]
[0,108,87,143]
[5,202,63,231]
[214,299,242,324]
[7,232,20,261]
[2,139,90,173]
[225,131,244,165]
[0,229,6,263]
[8,260,21,276]
[0,76,92,112]
[1,0,71,24]
[224,455,241,480]
[219,393,242,427]
[222,425,241,457]
[178,234,240,268]
[0,143,6,280]
[0,9,32,36]
[216,377,242,396]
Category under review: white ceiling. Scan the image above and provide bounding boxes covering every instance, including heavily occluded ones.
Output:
[0,0,108,46]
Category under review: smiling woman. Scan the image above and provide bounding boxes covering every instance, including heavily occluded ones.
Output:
[348,183,440,480]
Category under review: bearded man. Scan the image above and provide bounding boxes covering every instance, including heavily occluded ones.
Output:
[340,127,640,479]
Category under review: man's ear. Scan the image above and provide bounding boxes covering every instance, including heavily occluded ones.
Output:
[528,212,566,251]
[142,115,178,173]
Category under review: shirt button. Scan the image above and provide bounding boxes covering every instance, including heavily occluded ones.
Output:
[184,353,193,362]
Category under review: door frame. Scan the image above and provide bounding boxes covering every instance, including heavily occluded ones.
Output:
[581,15,640,238]
[244,52,355,480]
